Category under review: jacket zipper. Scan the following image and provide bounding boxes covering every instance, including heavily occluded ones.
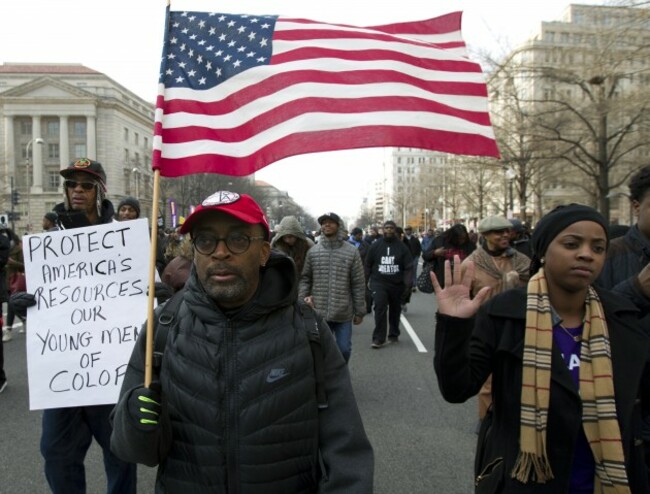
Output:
[225,319,239,492]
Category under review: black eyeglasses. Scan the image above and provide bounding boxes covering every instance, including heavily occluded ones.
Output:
[64,180,95,191]
[193,232,265,255]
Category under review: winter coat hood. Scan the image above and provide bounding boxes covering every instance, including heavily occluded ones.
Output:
[271,216,309,247]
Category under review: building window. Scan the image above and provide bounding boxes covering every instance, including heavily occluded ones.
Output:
[144,137,149,149]
[74,143,86,158]
[46,120,59,136]
[19,119,32,135]
[125,149,130,163]
[124,127,129,142]
[47,171,61,191]
[48,143,60,159]
[72,120,86,136]
[135,152,141,165]
[134,132,139,145]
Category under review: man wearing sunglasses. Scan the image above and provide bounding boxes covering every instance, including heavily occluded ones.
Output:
[53,158,116,230]
[111,191,373,493]
[42,158,136,493]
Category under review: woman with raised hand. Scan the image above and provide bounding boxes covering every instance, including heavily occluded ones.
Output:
[433,204,650,493]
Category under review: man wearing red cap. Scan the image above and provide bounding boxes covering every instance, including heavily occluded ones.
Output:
[111,191,374,493]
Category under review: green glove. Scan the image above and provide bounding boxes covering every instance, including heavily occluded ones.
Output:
[128,383,162,431]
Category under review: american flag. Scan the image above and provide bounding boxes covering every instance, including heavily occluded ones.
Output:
[152,9,499,177]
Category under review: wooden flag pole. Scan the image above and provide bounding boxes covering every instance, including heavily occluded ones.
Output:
[144,169,162,387]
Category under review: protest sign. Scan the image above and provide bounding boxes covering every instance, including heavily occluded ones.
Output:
[23,219,152,410]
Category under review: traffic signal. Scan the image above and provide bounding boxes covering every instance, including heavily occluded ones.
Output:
[11,190,20,205]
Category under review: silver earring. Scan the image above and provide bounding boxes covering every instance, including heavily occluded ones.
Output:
[540,258,545,265]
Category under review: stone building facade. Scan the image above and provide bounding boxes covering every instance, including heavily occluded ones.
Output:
[0,63,155,232]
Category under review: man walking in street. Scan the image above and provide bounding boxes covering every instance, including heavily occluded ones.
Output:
[111,192,374,492]
[364,220,412,348]
[403,225,422,293]
[299,213,366,363]
[461,215,530,427]
[14,158,137,493]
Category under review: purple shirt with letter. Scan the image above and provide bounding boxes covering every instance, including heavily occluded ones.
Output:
[553,323,595,493]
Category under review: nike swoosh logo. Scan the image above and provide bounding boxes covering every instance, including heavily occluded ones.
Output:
[266,369,290,383]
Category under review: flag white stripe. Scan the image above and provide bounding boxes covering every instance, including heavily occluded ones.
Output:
[160,110,496,158]
[272,37,469,62]
[276,20,463,45]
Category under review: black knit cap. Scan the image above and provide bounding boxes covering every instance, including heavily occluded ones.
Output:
[117,196,141,218]
[530,203,608,274]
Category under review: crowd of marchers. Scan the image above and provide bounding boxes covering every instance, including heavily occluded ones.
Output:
[0,161,649,493]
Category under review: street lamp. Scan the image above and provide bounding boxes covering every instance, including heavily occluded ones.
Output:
[25,137,44,231]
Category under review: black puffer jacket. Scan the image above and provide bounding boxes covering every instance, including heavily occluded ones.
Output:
[111,253,373,493]
[597,225,650,315]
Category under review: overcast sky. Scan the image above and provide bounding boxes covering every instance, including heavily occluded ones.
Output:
[1,0,605,220]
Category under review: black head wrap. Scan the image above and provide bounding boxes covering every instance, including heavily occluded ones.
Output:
[530,203,608,276]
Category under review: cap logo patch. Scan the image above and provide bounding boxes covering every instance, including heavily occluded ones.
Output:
[203,191,240,206]
[72,158,92,169]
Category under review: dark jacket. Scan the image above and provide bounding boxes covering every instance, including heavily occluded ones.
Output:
[434,287,650,493]
[53,199,115,229]
[111,253,373,493]
[403,234,422,259]
[597,225,650,316]
[422,236,476,289]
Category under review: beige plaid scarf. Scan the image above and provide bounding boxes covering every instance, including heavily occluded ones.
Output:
[512,268,630,492]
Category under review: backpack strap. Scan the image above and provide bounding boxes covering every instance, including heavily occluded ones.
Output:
[295,301,328,410]
[152,288,185,378]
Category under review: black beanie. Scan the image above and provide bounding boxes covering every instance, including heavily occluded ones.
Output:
[530,204,608,274]
[117,196,141,218]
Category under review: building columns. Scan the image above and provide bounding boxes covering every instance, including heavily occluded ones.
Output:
[31,115,43,193]
[86,115,96,159]
[59,116,69,168]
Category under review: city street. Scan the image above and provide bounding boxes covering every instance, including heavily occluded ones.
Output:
[0,289,478,493]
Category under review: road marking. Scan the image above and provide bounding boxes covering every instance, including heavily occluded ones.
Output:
[400,314,428,353]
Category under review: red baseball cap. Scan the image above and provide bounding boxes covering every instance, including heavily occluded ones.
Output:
[180,191,270,239]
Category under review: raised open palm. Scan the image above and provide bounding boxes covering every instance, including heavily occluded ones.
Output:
[431,256,491,318]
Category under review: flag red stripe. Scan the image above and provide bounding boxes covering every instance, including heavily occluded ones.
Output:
[161,96,493,143]
[368,12,463,36]
[155,126,499,177]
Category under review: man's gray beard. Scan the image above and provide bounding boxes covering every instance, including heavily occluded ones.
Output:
[202,275,248,304]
